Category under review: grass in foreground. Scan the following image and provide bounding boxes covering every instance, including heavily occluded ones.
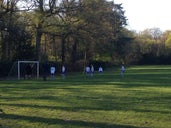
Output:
[0,65,171,128]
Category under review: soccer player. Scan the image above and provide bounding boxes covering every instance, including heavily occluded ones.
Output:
[25,64,32,79]
[98,66,103,73]
[50,65,56,80]
[121,65,125,78]
[43,62,49,81]
[61,65,66,79]
[85,66,90,76]
[91,65,94,77]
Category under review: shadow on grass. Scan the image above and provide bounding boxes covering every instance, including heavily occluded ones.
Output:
[0,113,142,128]
[1,101,171,116]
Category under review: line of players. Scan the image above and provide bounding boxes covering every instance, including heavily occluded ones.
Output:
[25,63,125,80]
[85,65,103,77]
[85,65,125,78]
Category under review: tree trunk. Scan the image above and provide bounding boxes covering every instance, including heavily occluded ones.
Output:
[36,24,42,61]
[71,39,78,64]
[1,35,7,61]
[61,35,66,64]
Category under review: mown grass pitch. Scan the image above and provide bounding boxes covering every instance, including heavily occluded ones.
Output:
[0,65,171,128]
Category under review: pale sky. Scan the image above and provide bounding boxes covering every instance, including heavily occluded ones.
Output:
[113,0,171,32]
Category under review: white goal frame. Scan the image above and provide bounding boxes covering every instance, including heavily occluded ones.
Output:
[17,61,39,80]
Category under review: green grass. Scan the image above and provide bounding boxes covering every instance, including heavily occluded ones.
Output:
[0,65,171,128]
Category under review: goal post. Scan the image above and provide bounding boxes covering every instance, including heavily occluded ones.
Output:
[17,61,39,80]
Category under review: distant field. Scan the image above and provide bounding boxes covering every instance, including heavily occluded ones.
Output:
[0,65,171,128]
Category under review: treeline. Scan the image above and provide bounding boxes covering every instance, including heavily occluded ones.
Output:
[0,0,171,76]
[133,28,171,65]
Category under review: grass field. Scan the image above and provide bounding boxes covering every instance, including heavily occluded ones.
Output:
[0,65,171,128]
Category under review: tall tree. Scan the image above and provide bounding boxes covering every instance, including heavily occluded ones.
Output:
[68,0,127,64]
[0,0,18,60]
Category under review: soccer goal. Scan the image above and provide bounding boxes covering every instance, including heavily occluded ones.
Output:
[8,61,39,80]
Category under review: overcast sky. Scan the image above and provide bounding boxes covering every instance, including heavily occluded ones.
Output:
[113,0,171,32]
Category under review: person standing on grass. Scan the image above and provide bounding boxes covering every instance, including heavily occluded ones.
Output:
[98,66,103,73]
[43,62,49,81]
[61,65,66,79]
[85,66,90,76]
[91,65,94,77]
[50,65,56,80]
[121,65,125,78]
[25,64,32,79]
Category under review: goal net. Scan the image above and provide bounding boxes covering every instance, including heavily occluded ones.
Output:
[8,61,39,80]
